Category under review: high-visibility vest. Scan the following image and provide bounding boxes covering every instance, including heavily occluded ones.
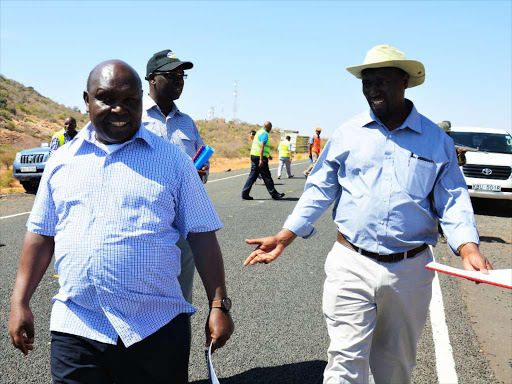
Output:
[250,128,270,158]
[279,140,291,158]
[311,135,321,154]
[51,129,66,147]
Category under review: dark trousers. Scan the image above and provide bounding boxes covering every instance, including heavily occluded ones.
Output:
[242,155,278,197]
[50,313,190,384]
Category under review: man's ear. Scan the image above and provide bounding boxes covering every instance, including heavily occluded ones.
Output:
[147,73,156,84]
[403,73,410,89]
[83,91,90,113]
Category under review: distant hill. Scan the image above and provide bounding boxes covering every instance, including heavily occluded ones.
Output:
[0,75,89,149]
[195,118,283,158]
[0,75,285,158]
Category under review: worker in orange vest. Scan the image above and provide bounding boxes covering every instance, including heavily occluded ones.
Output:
[303,127,322,176]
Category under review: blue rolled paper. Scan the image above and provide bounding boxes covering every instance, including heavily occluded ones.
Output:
[193,145,214,170]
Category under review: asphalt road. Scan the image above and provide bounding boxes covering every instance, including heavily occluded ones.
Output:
[0,161,510,384]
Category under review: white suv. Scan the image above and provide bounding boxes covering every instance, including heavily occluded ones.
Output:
[447,127,512,200]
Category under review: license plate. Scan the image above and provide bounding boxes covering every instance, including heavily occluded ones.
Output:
[20,166,37,173]
[473,184,501,192]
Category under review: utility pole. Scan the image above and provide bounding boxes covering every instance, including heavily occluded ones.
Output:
[233,80,238,122]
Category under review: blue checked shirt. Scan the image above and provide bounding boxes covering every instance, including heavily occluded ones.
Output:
[27,122,223,347]
[142,95,208,182]
[284,102,479,255]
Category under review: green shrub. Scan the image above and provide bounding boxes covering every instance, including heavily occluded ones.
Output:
[0,109,12,121]
[6,121,16,130]
[56,113,67,120]
[0,170,15,188]
[238,144,251,156]
[0,151,15,169]
[17,104,30,113]
[25,117,35,123]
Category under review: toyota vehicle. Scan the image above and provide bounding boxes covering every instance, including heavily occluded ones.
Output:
[447,127,512,200]
[13,143,50,193]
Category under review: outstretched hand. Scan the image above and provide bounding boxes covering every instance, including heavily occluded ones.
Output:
[244,229,297,266]
[244,237,284,265]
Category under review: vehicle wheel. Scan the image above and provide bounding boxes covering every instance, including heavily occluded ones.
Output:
[21,182,38,194]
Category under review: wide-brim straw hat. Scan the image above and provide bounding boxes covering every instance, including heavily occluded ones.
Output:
[346,45,425,88]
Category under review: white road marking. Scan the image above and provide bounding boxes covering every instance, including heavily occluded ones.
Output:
[429,246,458,384]
[207,161,308,183]
[0,211,31,220]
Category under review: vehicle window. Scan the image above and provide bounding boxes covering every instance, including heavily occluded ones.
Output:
[448,132,512,154]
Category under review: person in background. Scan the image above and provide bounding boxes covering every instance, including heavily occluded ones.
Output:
[303,127,322,176]
[49,116,78,156]
[241,121,285,200]
[142,49,207,305]
[244,44,491,384]
[277,135,294,179]
[8,60,233,384]
[250,130,264,183]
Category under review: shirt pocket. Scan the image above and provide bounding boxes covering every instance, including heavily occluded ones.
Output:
[405,156,437,199]
[173,130,197,157]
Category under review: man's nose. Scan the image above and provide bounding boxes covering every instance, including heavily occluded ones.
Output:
[368,84,379,97]
[111,105,126,114]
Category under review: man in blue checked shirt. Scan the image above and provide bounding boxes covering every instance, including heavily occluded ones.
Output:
[244,45,492,384]
[142,49,208,306]
[9,60,233,384]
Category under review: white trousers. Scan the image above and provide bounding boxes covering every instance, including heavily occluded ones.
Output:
[277,158,292,177]
[322,242,435,384]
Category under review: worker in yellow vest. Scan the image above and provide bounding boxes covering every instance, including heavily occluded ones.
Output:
[277,135,294,179]
[241,121,285,200]
[49,117,78,157]
[303,127,322,177]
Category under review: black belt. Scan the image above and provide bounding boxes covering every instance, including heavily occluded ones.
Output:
[337,232,428,263]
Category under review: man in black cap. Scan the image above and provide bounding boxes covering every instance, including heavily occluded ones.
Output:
[142,50,208,305]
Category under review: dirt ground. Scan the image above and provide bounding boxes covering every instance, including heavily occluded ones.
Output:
[0,157,282,194]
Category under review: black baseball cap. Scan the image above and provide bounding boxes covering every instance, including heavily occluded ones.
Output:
[146,49,193,78]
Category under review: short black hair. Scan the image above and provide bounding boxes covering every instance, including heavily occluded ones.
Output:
[286,136,291,140]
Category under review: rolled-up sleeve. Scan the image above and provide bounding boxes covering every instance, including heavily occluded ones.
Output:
[433,138,479,254]
[283,136,341,238]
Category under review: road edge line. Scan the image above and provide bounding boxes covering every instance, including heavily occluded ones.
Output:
[208,161,308,183]
[0,211,31,220]
[429,245,459,383]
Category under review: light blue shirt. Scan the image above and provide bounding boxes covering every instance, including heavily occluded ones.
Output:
[142,95,208,182]
[27,122,223,346]
[284,102,479,255]
[258,130,269,144]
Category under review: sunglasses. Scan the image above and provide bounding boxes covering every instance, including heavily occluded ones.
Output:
[153,71,188,80]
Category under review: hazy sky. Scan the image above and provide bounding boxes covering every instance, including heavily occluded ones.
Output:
[1,1,511,136]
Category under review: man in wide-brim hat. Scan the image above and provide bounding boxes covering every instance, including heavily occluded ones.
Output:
[244,44,491,384]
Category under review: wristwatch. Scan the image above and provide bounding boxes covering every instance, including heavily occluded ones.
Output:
[210,298,232,312]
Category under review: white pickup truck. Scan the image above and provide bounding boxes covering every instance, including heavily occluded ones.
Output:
[447,127,512,200]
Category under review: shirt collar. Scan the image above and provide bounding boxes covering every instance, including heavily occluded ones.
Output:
[143,94,182,118]
[364,99,422,134]
[79,121,156,149]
